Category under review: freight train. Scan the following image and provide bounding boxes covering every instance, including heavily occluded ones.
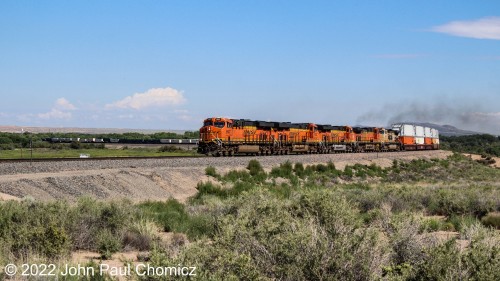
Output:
[197,117,439,156]
[43,137,198,144]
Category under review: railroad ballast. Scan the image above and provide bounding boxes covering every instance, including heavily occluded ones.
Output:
[197,117,439,156]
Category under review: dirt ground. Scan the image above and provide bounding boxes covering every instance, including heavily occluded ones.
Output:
[463,153,500,168]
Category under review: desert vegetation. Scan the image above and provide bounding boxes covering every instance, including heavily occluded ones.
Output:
[441,134,500,157]
[1,153,499,280]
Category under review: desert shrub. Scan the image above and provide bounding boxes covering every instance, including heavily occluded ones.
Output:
[138,199,214,240]
[246,159,264,176]
[416,239,462,280]
[327,160,336,171]
[315,163,328,173]
[154,189,394,280]
[204,165,219,178]
[441,222,456,231]
[229,181,255,196]
[39,223,70,259]
[69,141,81,149]
[293,162,305,178]
[139,199,188,233]
[223,169,252,183]
[166,190,376,280]
[69,198,132,251]
[122,218,159,251]
[270,161,294,179]
[447,214,479,232]
[343,165,354,178]
[481,212,500,229]
[388,214,428,267]
[194,181,226,199]
[183,214,214,240]
[158,145,181,152]
[96,229,121,260]
[461,227,500,280]
[0,200,72,260]
[427,187,496,217]
[421,218,442,232]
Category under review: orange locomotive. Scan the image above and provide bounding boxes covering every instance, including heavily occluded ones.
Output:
[197,117,430,156]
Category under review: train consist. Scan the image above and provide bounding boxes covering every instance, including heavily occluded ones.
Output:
[197,117,439,156]
[43,137,198,145]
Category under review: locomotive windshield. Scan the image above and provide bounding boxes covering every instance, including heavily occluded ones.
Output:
[204,121,214,126]
[214,121,225,128]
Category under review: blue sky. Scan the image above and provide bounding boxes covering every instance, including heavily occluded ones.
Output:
[1,1,499,133]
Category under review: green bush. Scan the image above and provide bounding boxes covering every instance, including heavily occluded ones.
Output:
[246,159,264,176]
[138,198,214,240]
[448,215,480,232]
[417,240,461,280]
[139,199,188,232]
[270,161,294,179]
[194,181,226,199]
[0,200,72,260]
[293,162,305,177]
[158,145,181,152]
[223,169,252,183]
[69,198,132,251]
[122,218,159,251]
[96,229,121,260]
[205,166,219,178]
[481,212,500,229]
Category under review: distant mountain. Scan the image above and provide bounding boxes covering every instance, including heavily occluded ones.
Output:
[405,122,485,137]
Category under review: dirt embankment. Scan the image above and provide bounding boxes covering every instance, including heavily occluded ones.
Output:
[0,167,209,203]
[463,153,500,168]
[0,150,452,202]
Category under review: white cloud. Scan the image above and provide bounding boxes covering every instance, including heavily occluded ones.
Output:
[431,17,500,40]
[55,98,76,110]
[16,114,34,123]
[38,109,72,120]
[37,97,76,120]
[106,87,186,110]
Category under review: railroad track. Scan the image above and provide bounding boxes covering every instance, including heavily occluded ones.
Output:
[0,155,205,163]
[0,149,425,163]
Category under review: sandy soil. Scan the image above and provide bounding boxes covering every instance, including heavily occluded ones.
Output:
[463,153,500,168]
[0,191,20,201]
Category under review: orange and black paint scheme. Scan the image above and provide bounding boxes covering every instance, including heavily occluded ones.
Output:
[198,117,438,156]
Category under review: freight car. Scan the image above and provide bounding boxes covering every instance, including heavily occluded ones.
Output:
[197,117,439,156]
[42,137,199,145]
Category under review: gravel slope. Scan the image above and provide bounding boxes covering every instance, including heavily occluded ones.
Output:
[0,150,451,202]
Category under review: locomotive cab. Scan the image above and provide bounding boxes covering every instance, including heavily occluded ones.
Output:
[200,117,233,142]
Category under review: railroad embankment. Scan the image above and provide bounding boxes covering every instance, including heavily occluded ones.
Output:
[0,150,451,202]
